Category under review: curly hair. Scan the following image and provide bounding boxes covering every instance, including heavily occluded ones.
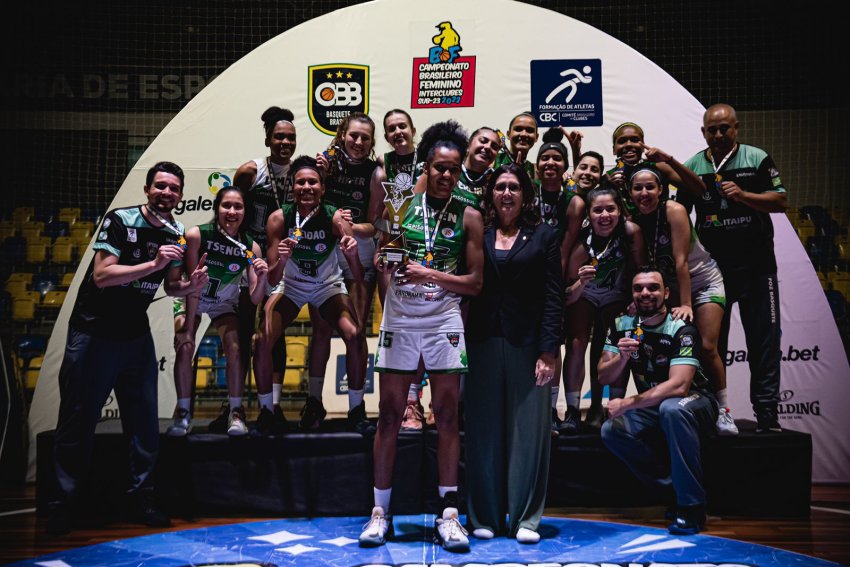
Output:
[416,119,469,164]
[260,106,295,138]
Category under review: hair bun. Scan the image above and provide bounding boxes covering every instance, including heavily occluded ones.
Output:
[542,127,564,144]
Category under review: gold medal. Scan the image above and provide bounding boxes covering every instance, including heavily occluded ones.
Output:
[590,257,599,267]
[177,235,187,250]
[616,159,625,171]
[423,251,434,267]
[293,228,302,239]
[633,326,644,342]
[245,250,255,265]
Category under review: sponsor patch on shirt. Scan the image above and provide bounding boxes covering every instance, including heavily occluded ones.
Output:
[127,228,137,243]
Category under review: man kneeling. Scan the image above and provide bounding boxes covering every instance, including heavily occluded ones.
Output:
[599,266,718,534]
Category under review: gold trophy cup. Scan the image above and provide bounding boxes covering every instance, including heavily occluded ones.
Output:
[377,171,416,267]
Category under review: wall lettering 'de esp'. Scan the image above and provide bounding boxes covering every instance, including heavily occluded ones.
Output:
[27,0,849,483]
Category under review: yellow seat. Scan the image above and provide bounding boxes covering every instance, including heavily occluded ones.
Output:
[21,222,44,242]
[295,304,311,323]
[832,279,850,298]
[286,343,308,367]
[13,298,37,323]
[25,355,44,389]
[828,271,850,284]
[42,290,67,309]
[816,271,827,290]
[195,356,215,388]
[26,242,49,264]
[61,272,76,287]
[839,242,850,262]
[58,207,81,224]
[7,272,33,285]
[71,221,95,237]
[13,207,34,227]
[286,335,309,347]
[52,242,75,265]
[5,280,29,297]
[0,222,15,240]
[283,368,302,389]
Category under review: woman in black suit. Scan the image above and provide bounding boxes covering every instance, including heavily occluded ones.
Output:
[464,163,563,544]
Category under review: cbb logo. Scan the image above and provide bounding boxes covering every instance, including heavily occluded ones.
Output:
[314,82,363,107]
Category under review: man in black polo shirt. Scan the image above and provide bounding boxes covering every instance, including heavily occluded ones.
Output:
[48,161,208,534]
[600,267,718,534]
[684,103,786,432]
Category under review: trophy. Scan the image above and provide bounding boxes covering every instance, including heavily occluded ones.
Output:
[377,171,416,267]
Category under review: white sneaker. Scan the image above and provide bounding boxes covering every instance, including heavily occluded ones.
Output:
[472,527,494,539]
[434,507,469,552]
[716,407,739,436]
[359,506,392,546]
[516,527,540,544]
[166,408,191,437]
[227,406,249,436]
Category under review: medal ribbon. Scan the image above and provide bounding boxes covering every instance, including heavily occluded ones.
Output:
[216,224,254,264]
[422,195,453,268]
[149,207,186,249]
[586,231,614,267]
[709,144,737,209]
[293,206,320,240]
[266,158,286,210]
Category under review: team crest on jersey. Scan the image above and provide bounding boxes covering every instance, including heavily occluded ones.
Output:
[127,228,137,242]
[352,191,364,201]
[133,249,141,259]
[441,227,455,239]
[228,263,240,272]
[446,332,460,347]
[315,243,328,253]
[680,334,693,347]
[103,218,111,228]
[98,231,107,241]
[308,63,369,136]
[147,242,159,258]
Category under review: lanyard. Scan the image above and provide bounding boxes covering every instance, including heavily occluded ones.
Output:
[148,207,186,249]
[422,195,453,268]
[293,206,320,240]
[537,185,563,227]
[462,163,491,187]
[216,224,254,264]
[266,158,286,209]
[586,230,614,267]
[647,205,663,266]
[709,145,737,209]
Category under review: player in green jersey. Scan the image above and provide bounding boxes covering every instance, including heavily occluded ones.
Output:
[167,187,269,437]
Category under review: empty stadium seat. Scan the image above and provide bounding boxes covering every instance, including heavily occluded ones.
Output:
[61,272,75,288]
[295,304,311,323]
[20,221,44,241]
[828,271,850,284]
[25,355,44,389]
[283,368,303,389]
[0,221,15,240]
[832,279,850,298]
[58,207,81,224]
[12,207,34,227]
[71,221,95,238]
[52,241,76,265]
[12,297,37,323]
[5,280,29,297]
[25,239,50,265]
[7,272,33,285]
[196,356,215,388]
[42,290,66,309]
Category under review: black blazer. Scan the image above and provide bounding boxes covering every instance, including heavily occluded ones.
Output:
[466,222,563,354]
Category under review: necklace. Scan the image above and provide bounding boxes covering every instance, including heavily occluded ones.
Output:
[265,157,287,209]
[537,183,563,226]
[586,230,614,267]
[709,144,737,210]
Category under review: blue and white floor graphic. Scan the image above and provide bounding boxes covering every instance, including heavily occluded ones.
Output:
[11,515,840,566]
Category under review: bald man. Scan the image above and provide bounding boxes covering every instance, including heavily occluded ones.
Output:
[684,104,786,433]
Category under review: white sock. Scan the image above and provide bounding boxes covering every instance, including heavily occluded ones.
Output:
[407,382,420,402]
[374,487,392,512]
[716,388,728,407]
[309,376,324,400]
[566,391,581,408]
[609,387,626,399]
[258,392,273,411]
[349,388,364,410]
[229,396,241,410]
[272,383,282,405]
[550,385,559,408]
[438,485,457,499]
[177,397,191,412]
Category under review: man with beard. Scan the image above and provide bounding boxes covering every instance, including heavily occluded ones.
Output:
[48,161,208,534]
[598,267,718,535]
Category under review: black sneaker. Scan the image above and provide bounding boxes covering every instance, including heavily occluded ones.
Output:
[756,408,782,433]
[551,408,563,437]
[134,493,171,528]
[584,404,604,429]
[347,400,376,435]
[299,396,327,431]
[253,407,277,436]
[559,405,580,435]
[207,401,229,434]
[46,500,71,535]
[273,404,290,433]
[667,504,705,535]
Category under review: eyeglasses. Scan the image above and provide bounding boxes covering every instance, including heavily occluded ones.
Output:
[493,183,522,193]
[706,124,733,135]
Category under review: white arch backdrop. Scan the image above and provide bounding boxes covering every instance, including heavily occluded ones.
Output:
[27,0,849,482]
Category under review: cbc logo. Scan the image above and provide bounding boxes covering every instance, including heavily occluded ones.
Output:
[314,82,363,107]
[539,112,560,122]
